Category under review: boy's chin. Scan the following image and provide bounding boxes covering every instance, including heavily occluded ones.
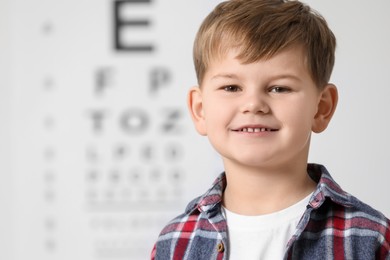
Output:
[222,156,280,171]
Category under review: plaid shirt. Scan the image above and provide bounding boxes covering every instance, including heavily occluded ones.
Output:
[151,164,390,259]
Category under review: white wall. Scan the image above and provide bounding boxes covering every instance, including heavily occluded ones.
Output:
[0,0,14,259]
[303,0,390,217]
[0,1,389,260]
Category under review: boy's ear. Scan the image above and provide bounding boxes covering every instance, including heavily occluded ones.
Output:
[312,84,338,133]
[187,86,207,136]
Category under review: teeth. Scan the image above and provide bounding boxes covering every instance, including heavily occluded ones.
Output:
[241,127,272,132]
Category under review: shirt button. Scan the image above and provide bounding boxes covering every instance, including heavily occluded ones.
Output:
[217,242,224,253]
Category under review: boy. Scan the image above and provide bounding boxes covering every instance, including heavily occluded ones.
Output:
[152,0,390,259]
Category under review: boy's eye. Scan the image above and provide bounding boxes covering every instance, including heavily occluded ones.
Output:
[223,85,240,92]
[269,86,290,93]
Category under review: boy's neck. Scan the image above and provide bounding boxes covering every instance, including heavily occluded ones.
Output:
[222,161,317,216]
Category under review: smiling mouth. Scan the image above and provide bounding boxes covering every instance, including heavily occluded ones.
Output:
[234,127,278,133]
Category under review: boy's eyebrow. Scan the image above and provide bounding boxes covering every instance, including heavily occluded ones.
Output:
[211,73,302,82]
[270,74,302,82]
[211,73,238,80]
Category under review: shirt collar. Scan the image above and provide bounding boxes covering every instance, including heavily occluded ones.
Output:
[185,173,226,214]
[186,163,353,214]
[307,164,353,209]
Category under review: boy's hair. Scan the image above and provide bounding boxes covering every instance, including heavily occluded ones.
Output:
[193,0,336,88]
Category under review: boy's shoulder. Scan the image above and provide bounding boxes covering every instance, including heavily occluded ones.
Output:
[151,173,228,259]
[159,172,227,237]
[312,184,390,234]
[327,187,390,238]
[294,164,390,258]
[345,190,389,221]
[308,164,389,220]
[307,163,389,226]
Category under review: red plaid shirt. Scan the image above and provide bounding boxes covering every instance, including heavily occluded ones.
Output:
[151,164,390,259]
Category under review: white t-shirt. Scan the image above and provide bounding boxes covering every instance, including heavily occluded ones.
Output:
[222,193,312,259]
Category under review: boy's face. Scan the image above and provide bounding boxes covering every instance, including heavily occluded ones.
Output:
[188,45,337,170]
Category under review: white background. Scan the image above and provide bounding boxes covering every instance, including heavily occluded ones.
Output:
[0,1,389,260]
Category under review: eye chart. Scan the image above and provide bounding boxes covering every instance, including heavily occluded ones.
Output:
[1,1,222,259]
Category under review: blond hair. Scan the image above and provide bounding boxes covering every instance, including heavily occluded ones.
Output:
[193,0,336,88]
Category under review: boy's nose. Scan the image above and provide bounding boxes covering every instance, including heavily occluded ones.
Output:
[241,96,270,114]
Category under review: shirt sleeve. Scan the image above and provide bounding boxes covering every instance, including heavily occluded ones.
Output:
[150,243,156,260]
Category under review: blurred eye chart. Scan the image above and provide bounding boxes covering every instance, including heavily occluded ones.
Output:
[0,1,221,259]
[1,1,389,260]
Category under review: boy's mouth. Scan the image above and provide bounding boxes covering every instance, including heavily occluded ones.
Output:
[236,127,278,132]
[232,126,279,132]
